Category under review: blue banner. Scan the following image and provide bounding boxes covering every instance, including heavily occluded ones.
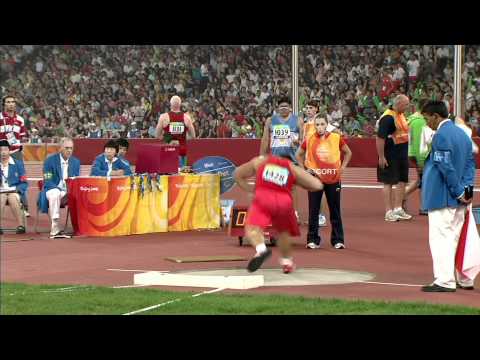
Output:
[192,156,236,194]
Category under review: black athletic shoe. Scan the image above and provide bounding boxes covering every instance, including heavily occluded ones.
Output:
[247,248,272,273]
[16,226,26,234]
[421,284,456,292]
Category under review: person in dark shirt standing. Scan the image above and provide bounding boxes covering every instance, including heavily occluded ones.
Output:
[376,94,413,222]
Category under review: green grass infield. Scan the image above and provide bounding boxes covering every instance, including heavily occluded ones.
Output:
[1,282,479,315]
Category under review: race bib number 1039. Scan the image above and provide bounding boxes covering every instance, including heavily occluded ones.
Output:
[272,125,291,139]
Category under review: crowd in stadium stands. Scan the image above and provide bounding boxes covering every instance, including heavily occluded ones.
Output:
[2,45,480,141]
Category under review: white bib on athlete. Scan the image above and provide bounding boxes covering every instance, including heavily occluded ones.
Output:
[262,164,289,186]
[169,122,185,135]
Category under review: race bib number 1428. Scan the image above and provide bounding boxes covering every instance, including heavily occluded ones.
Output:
[262,164,289,186]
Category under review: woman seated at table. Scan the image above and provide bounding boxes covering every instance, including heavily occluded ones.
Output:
[90,140,133,177]
[0,140,28,234]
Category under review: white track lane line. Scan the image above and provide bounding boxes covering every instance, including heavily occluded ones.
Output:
[123,287,226,315]
[106,268,170,273]
[41,286,94,293]
[361,281,423,287]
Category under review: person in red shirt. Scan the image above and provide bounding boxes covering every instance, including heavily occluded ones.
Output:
[0,95,29,216]
[0,95,27,161]
[155,96,196,169]
[380,71,395,101]
[234,154,323,273]
[217,118,231,138]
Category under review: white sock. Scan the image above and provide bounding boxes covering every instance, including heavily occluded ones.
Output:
[394,207,402,212]
[280,257,293,266]
[255,243,267,254]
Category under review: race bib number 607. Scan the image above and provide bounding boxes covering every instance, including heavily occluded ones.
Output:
[262,164,289,186]
[169,122,185,134]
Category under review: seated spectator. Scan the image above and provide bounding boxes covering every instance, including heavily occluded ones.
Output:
[37,137,80,237]
[0,45,465,141]
[0,140,27,234]
[90,139,132,176]
[116,138,132,170]
[126,121,141,138]
[147,120,157,138]
[87,122,102,138]
[28,128,42,144]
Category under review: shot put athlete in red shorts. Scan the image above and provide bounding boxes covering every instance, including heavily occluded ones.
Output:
[234,154,323,273]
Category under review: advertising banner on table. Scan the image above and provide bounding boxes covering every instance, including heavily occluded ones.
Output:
[192,156,236,194]
[168,174,220,231]
[130,175,169,235]
[68,176,168,236]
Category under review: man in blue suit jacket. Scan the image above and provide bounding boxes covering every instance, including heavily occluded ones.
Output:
[116,138,132,171]
[38,137,81,237]
[90,139,133,177]
[421,101,476,292]
[0,140,28,234]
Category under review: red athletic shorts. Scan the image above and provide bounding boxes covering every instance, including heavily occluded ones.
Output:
[245,190,300,236]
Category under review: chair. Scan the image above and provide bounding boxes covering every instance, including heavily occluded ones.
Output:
[0,189,27,234]
[34,180,70,233]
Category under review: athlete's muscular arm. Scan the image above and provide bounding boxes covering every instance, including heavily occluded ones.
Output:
[155,113,167,139]
[234,156,265,193]
[184,113,196,139]
[260,117,271,156]
[290,164,324,192]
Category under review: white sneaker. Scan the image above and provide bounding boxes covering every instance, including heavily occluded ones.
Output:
[50,219,61,236]
[334,243,345,249]
[306,242,321,249]
[24,210,30,217]
[318,214,327,226]
[385,210,399,222]
[393,208,413,220]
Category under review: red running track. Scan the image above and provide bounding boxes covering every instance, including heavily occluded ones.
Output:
[1,166,479,309]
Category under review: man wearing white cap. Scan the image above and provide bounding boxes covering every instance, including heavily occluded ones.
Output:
[156,95,196,168]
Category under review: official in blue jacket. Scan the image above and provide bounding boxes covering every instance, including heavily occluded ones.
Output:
[90,139,133,177]
[116,138,132,170]
[0,140,28,234]
[421,101,476,292]
[38,137,80,237]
